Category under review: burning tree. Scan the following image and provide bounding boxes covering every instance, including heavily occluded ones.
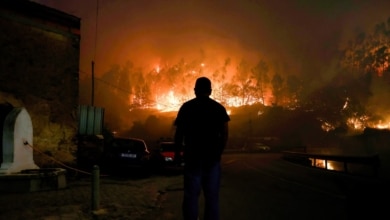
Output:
[251,59,270,106]
[336,16,390,131]
[340,17,390,77]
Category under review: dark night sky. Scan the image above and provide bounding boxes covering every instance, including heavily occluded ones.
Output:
[33,0,390,92]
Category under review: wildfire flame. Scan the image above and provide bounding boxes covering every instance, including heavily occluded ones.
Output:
[155,90,181,112]
[346,117,366,130]
[150,73,271,112]
[152,83,390,132]
[320,115,390,132]
[154,90,252,112]
[368,120,390,129]
[131,61,390,133]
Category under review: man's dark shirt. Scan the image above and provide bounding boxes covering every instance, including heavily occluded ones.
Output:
[174,96,230,165]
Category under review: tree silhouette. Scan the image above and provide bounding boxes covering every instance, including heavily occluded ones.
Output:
[251,59,269,105]
[233,59,256,105]
[286,74,303,107]
[271,73,283,105]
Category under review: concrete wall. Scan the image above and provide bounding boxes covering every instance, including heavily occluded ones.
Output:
[0,0,80,166]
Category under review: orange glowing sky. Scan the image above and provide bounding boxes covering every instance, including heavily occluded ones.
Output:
[33,0,390,98]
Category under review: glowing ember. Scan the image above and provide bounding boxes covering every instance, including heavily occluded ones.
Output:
[342,97,349,110]
[321,121,335,132]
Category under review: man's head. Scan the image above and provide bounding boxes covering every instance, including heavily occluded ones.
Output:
[194,77,212,97]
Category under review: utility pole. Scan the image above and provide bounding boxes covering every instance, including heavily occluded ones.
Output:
[91,0,99,106]
[91,61,95,106]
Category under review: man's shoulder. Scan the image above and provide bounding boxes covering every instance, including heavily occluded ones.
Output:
[180,97,227,111]
[181,98,197,107]
[178,98,197,113]
[209,98,227,110]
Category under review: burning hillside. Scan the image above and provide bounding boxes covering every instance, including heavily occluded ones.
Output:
[65,1,390,140]
[87,49,390,139]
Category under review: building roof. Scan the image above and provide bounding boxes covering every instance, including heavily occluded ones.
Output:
[0,0,80,34]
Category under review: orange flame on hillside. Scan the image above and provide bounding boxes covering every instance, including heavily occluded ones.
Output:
[148,62,273,112]
[154,90,268,112]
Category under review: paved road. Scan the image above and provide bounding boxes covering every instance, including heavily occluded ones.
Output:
[152,152,389,220]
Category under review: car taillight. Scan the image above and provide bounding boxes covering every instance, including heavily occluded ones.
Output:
[162,152,175,158]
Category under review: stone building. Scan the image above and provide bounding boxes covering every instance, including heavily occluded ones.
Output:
[0,0,80,166]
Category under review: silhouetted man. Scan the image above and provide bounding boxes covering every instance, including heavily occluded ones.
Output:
[174,76,230,220]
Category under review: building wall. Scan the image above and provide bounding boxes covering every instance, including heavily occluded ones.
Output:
[0,0,80,166]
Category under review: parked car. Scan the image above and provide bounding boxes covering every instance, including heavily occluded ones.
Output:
[252,142,271,152]
[102,137,151,173]
[155,141,184,168]
[241,142,271,152]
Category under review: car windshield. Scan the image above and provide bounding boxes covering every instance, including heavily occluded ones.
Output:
[112,139,145,151]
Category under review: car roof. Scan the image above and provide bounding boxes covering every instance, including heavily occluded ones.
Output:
[111,137,148,147]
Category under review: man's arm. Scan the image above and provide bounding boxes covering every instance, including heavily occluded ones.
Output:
[173,123,184,163]
[221,121,229,153]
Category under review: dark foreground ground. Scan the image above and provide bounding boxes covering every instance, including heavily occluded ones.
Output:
[0,166,184,220]
[0,153,389,220]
